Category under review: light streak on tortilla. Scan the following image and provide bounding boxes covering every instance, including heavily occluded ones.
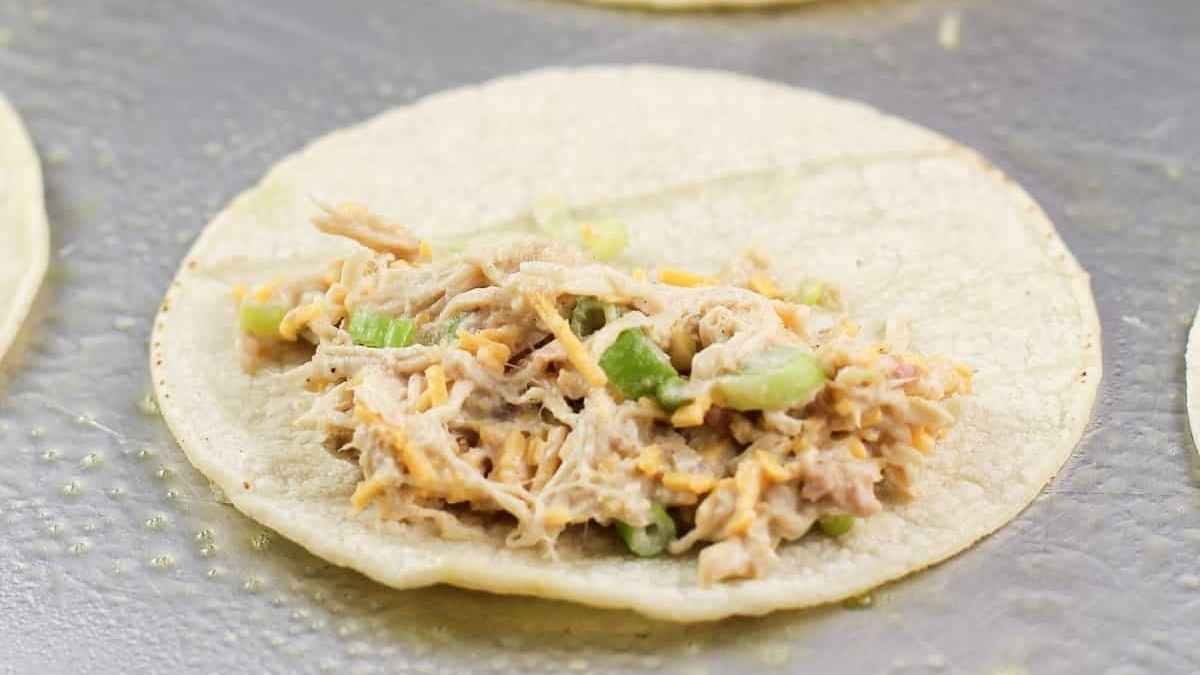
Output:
[0,95,49,368]
[151,66,1102,621]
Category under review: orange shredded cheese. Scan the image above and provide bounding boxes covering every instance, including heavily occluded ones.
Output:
[662,471,716,494]
[636,444,663,476]
[671,393,712,428]
[278,302,323,341]
[424,364,448,408]
[350,478,386,513]
[527,292,607,387]
[657,267,717,288]
[748,273,783,299]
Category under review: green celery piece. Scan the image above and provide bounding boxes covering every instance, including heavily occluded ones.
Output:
[600,329,679,402]
[714,348,827,411]
[240,302,288,339]
[615,503,676,557]
[570,297,619,338]
[580,219,629,261]
[818,514,855,537]
[654,377,692,412]
[348,310,393,348]
[383,317,414,348]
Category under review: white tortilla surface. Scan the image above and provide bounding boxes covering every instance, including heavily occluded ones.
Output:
[574,0,817,9]
[1187,307,1200,453]
[0,95,49,367]
[152,66,1101,621]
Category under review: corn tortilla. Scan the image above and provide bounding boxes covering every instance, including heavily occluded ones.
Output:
[151,66,1101,621]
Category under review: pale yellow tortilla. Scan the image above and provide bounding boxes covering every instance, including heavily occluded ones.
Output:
[152,66,1101,621]
[574,0,817,9]
[1187,307,1200,453]
[0,95,49,366]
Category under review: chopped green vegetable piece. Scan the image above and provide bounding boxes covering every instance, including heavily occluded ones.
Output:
[442,315,465,343]
[348,310,392,347]
[796,280,826,306]
[615,503,676,557]
[570,297,619,338]
[818,514,855,537]
[654,377,692,412]
[600,329,680,402]
[713,348,827,411]
[580,219,629,261]
[349,310,414,348]
[383,317,414,348]
[239,302,288,339]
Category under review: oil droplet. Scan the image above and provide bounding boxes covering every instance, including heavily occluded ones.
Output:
[68,541,90,555]
[42,449,59,462]
[843,593,874,610]
[198,544,218,558]
[206,568,220,578]
[144,514,169,530]
[149,554,175,569]
[30,426,44,437]
[136,448,154,460]
[80,452,102,469]
[61,481,83,497]
[242,577,263,593]
[250,531,273,551]
[195,528,215,542]
[164,490,178,501]
[46,522,63,536]
[107,487,125,499]
[155,466,171,480]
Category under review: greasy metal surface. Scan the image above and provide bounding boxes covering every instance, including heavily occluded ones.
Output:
[1,0,1197,672]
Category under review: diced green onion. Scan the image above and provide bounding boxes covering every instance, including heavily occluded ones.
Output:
[818,514,855,537]
[383,317,414,348]
[796,278,835,307]
[654,377,692,412]
[615,503,676,557]
[349,310,413,348]
[580,219,629,261]
[239,302,288,339]
[600,329,680,402]
[570,297,619,338]
[713,348,827,411]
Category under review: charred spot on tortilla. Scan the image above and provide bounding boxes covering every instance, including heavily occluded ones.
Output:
[233,200,972,586]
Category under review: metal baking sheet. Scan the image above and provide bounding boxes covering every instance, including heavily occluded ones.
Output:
[2,0,1198,672]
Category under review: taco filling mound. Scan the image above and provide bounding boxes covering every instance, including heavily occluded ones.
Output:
[237,203,970,585]
[153,66,1100,620]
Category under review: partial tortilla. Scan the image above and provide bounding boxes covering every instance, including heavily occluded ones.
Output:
[0,95,49,366]
[152,66,1101,621]
[1188,307,1200,453]
[574,0,817,9]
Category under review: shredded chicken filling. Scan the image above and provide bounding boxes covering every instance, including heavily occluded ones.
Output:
[238,203,972,585]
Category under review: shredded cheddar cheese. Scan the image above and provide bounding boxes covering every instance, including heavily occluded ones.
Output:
[636,444,663,477]
[424,364,448,408]
[495,429,527,483]
[662,471,716,494]
[754,450,792,483]
[748,273,783,299]
[671,393,712,428]
[252,277,283,303]
[657,267,718,288]
[726,461,762,536]
[278,301,323,341]
[350,478,387,513]
[527,292,607,387]
[232,284,247,302]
